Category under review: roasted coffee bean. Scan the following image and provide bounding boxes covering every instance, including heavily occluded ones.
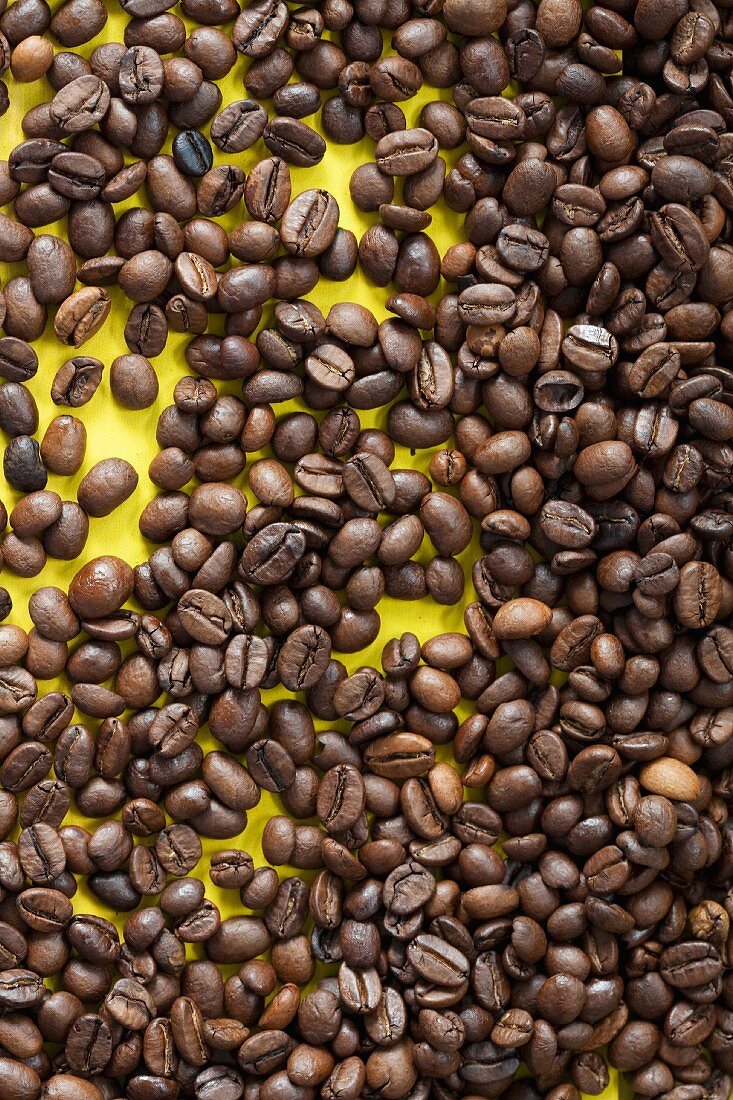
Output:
[77,458,139,518]
[110,354,159,410]
[263,116,326,166]
[26,235,77,304]
[54,288,111,348]
[3,437,47,493]
[171,130,213,177]
[49,75,110,133]
[0,1,729,1097]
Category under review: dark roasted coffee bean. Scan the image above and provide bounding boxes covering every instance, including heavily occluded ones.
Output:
[172,129,213,176]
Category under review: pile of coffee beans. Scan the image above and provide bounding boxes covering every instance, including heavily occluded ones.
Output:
[0,0,731,1096]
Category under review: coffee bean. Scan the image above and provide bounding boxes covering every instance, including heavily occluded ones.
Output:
[54,288,111,348]
[281,189,339,257]
[263,116,325,166]
[375,127,438,175]
[171,129,212,177]
[0,3,728,1097]
[49,75,110,133]
[77,458,139,518]
[638,757,702,802]
[68,556,134,619]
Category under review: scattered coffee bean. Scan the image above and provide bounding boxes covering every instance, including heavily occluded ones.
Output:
[0,2,727,1098]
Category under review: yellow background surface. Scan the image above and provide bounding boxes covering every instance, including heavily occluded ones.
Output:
[1,6,618,1096]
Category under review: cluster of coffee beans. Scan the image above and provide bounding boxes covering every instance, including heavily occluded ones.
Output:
[0,0,731,1095]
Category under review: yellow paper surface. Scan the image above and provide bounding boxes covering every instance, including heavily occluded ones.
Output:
[0,11,618,1097]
